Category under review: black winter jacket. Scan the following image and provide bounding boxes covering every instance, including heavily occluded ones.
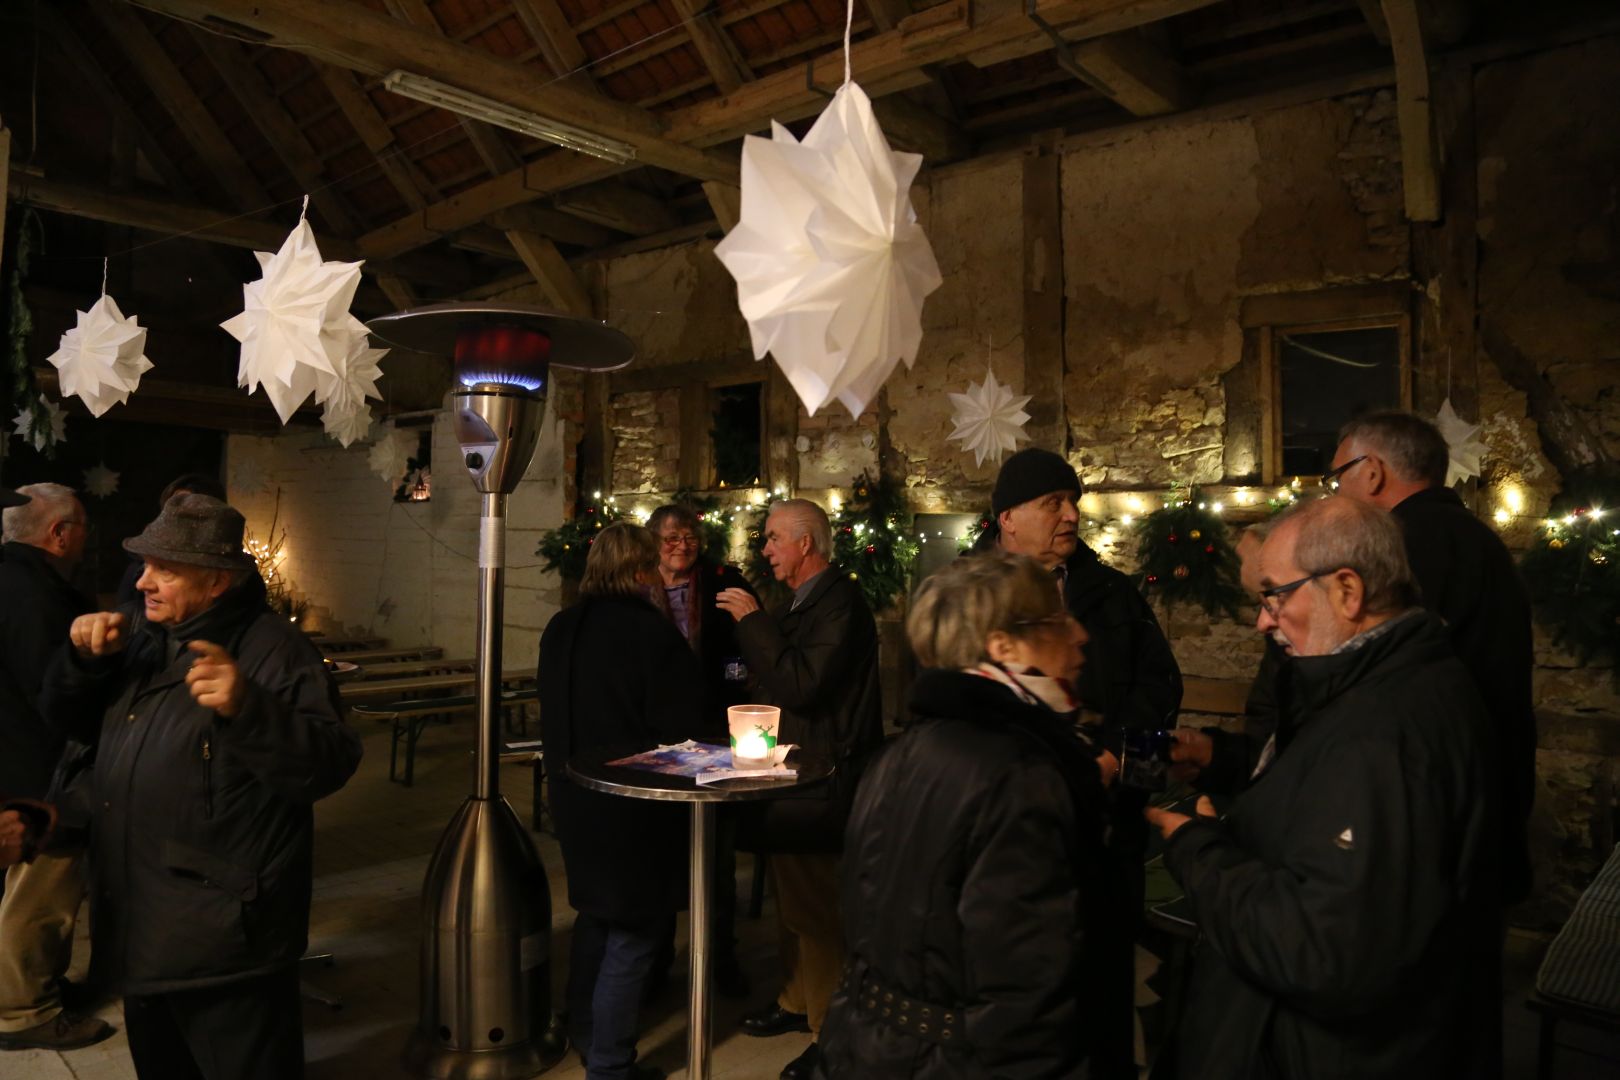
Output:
[820,669,1110,1079]
[1393,486,1535,903]
[538,593,705,925]
[1166,612,1498,1079]
[734,568,883,852]
[0,542,91,798]
[41,576,362,994]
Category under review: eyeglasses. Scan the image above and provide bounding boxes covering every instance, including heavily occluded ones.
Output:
[1011,612,1072,631]
[659,534,700,549]
[1258,572,1326,614]
[1321,455,1368,490]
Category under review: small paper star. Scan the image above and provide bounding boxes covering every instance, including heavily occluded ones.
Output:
[83,463,121,498]
[1435,398,1484,486]
[11,395,67,452]
[947,366,1032,467]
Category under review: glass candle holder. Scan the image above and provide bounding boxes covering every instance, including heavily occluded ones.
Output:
[727,704,781,768]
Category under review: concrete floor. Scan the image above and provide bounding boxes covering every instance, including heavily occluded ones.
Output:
[8,721,1620,1079]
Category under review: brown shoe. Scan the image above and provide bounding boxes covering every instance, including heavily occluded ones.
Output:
[0,1011,115,1051]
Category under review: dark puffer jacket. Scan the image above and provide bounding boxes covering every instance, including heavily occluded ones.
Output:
[1165,612,1498,1079]
[819,669,1111,1079]
[40,576,362,994]
[0,542,91,798]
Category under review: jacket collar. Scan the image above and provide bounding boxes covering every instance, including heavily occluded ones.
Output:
[2,540,74,584]
[786,564,840,614]
[1394,486,1465,513]
[1284,608,1451,721]
[133,573,270,678]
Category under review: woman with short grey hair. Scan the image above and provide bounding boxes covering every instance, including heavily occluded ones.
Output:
[819,551,1116,1078]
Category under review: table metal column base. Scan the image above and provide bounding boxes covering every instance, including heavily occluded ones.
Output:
[689,802,715,1080]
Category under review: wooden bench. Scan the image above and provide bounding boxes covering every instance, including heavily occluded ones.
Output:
[352,685,537,786]
[340,668,532,704]
[347,656,477,681]
[500,737,547,831]
[1527,841,1620,1078]
[1179,676,1252,718]
[324,645,445,665]
[308,634,387,652]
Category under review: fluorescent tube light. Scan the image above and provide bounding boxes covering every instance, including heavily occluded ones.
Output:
[381,70,637,165]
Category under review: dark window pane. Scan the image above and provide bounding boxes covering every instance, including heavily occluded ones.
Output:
[711,384,762,488]
[1279,327,1401,476]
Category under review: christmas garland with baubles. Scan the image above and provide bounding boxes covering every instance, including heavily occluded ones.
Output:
[1131,489,1247,619]
[1519,469,1620,679]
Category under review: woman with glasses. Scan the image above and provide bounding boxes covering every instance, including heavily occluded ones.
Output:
[819,551,1117,1079]
[538,523,705,1080]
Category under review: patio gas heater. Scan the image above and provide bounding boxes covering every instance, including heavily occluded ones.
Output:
[368,303,633,1079]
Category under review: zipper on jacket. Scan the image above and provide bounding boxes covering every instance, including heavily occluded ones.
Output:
[201,735,213,818]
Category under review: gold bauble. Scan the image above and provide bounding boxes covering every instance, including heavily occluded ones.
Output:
[1189,529,1202,540]
[1550,538,1566,550]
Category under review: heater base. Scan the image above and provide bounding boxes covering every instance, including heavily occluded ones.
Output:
[401,1017,568,1080]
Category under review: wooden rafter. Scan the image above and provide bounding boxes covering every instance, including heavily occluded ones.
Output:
[552,181,681,237]
[134,0,736,182]
[1066,31,1195,116]
[44,8,197,197]
[1382,0,1439,221]
[701,181,741,234]
[489,205,621,249]
[509,0,598,89]
[316,65,440,211]
[504,228,594,316]
[88,0,273,210]
[186,29,360,234]
[381,0,523,175]
[6,170,470,288]
[671,0,753,95]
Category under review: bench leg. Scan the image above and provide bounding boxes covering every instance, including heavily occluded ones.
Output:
[389,720,403,783]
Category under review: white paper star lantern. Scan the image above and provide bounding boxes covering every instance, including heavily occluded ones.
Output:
[715,79,942,419]
[11,395,66,452]
[47,295,154,417]
[222,207,369,424]
[83,463,120,499]
[1435,397,1485,486]
[368,424,413,484]
[948,365,1032,467]
[316,338,388,447]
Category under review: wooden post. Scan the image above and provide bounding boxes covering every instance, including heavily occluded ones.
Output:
[1022,148,1066,452]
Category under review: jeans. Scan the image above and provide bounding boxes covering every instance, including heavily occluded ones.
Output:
[567,912,669,1079]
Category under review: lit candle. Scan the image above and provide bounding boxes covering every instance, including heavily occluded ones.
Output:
[734,730,770,765]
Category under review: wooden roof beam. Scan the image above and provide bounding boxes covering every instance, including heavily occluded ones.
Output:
[381,0,524,175]
[509,0,599,91]
[1382,0,1439,222]
[186,29,361,234]
[504,229,594,316]
[870,95,973,161]
[6,171,471,288]
[671,0,754,95]
[88,0,273,210]
[552,181,681,237]
[316,65,440,210]
[135,0,736,183]
[488,206,621,249]
[1065,31,1195,116]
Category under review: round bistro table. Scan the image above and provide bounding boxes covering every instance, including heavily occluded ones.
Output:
[567,748,832,1080]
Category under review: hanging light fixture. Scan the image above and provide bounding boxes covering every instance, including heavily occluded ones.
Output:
[381,71,637,164]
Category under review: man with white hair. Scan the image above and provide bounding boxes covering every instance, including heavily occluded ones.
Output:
[717,499,882,1080]
[1147,497,1498,1079]
[0,483,111,1051]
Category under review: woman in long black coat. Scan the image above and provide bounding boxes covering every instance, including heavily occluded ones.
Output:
[538,523,704,1080]
[819,552,1115,1079]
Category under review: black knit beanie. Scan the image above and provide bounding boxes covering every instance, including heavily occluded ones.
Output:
[991,448,1082,516]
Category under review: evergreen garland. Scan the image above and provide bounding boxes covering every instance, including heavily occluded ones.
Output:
[831,471,919,614]
[1131,489,1246,619]
[535,494,624,582]
[4,208,50,454]
[959,513,995,552]
[1519,470,1620,679]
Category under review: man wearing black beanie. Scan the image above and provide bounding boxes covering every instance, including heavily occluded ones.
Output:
[975,447,1183,1079]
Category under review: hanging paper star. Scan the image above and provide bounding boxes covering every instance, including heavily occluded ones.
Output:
[83,463,121,499]
[1435,397,1485,487]
[11,395,66,452]
[715,80,942,419]
[229,455,273,496]
[221,209,369,424]
[47,295,154,417]
[368,424,413,484]
[947,366,1032,467]
[316,338,388,447]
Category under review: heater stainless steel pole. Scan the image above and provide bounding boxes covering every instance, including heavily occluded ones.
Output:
[476,491,504,801]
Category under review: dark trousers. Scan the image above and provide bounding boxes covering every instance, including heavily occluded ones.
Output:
[654,806,740,973]
[567,912,669,1080]
[125,967,303,1080]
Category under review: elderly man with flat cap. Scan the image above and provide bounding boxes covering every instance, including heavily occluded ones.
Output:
[974,447,1182,1078]
[40,494,363,1080]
